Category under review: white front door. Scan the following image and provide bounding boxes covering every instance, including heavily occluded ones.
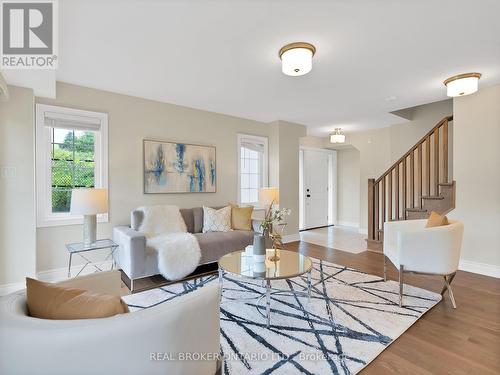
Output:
[303,149,330,229]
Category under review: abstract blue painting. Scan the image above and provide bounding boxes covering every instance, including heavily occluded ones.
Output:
[144,140,216,193]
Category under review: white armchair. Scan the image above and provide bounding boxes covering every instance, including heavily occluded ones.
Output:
[0,271,221,375]
[383,219,464,308]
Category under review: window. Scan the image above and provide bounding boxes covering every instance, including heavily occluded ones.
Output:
[36,104,108,227]
[237,134,268,205]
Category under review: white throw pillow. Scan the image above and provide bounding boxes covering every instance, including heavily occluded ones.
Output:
[203,206,232,233]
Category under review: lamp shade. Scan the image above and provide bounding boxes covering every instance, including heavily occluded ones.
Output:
[259,187,279,206]
[70,188,108,215]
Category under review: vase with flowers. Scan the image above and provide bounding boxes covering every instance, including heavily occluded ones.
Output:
[260,206,291,262]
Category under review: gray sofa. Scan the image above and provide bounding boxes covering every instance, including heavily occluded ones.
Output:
[113,207,260,290]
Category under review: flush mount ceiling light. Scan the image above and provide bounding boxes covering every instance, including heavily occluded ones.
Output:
[279,42,316,76]
[444,72,481,97]
[330,128,345,144]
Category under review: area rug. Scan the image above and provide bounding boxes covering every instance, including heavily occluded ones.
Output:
[123,258,441,374]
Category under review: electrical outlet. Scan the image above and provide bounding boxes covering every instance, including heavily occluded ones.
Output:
[0,167,16,179]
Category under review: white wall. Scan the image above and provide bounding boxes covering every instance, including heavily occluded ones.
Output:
[0,86,36,287]
[336,147,360,227]
[453,84,500,272]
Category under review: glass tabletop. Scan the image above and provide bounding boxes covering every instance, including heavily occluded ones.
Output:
[218,249,313,280]
[66,239,118,253]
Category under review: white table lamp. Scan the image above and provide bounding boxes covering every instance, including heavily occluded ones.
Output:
[259,187,279,207]
[71,188,108,245]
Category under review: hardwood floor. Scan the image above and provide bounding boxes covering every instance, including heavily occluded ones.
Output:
[284,241,500,375]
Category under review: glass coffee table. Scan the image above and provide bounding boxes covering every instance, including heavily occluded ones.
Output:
[218,249,313,327]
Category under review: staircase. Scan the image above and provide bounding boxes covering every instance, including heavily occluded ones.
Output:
[366,116,455,252]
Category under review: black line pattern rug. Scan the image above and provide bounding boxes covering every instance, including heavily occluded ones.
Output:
[123,258,441,374]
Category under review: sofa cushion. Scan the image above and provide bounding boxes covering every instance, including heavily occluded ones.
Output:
[26,278,129,320]
[195,230,255,264]
[192,207,204,233]
[203,206,232,233]
[131,210,144,231]
[180,208,195,233]
[230,204,254,231]
[426,211,449,228]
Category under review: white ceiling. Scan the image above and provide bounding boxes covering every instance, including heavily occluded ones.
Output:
[7,0,500,135]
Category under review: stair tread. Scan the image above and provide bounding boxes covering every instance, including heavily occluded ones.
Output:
[406,207,427,212]
[438,182,454,186]
[421,195,444,200]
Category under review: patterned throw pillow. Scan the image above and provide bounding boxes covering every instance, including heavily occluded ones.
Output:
[203,206,232,233]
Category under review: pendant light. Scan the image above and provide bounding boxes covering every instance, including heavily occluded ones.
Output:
[330,128,345,144]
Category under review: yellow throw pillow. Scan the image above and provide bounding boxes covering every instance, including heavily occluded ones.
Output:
[26,277,129,320]
[230,203,254,231]
[425,211,449,228]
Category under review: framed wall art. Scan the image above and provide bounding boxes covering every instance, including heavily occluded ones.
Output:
[143,140,216,193]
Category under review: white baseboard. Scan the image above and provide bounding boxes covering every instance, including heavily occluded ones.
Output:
[337,221,359,228]
[0,282,25,296]
[37,260,114,283]
[0,260,115,296]
[283,233,301,243]
[459,259,500,278]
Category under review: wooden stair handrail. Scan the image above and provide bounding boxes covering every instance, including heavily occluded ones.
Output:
[375,116,453,184]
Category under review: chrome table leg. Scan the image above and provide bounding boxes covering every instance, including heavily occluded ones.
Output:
[266,280,271,328]
[307,270,312,303]
[399,265,404,307]
[218,268,224,302]
[67,253,72,278]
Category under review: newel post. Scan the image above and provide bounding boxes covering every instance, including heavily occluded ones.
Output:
[368,178,375,241]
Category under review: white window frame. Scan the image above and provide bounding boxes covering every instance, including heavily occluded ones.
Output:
[35,104,109,227]
[237,133,269,206]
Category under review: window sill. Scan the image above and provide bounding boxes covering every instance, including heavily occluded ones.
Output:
[37,214,109,228]
[238,203,266,210]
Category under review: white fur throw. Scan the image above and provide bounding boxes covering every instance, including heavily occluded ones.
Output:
[138,205,200,280]
[147,233,201,280]
[203,205,232,232]
[138,205,187,238]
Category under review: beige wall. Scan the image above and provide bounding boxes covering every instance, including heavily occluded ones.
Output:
[348,100,453,231]
[0,86,36,285]
[389,100,453,162]
[32,82,304,272]
[270,121,307,235]
[299,101,452,232]
[347,128,391,231]
[453,84,500,268]
[337,147,360,227]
